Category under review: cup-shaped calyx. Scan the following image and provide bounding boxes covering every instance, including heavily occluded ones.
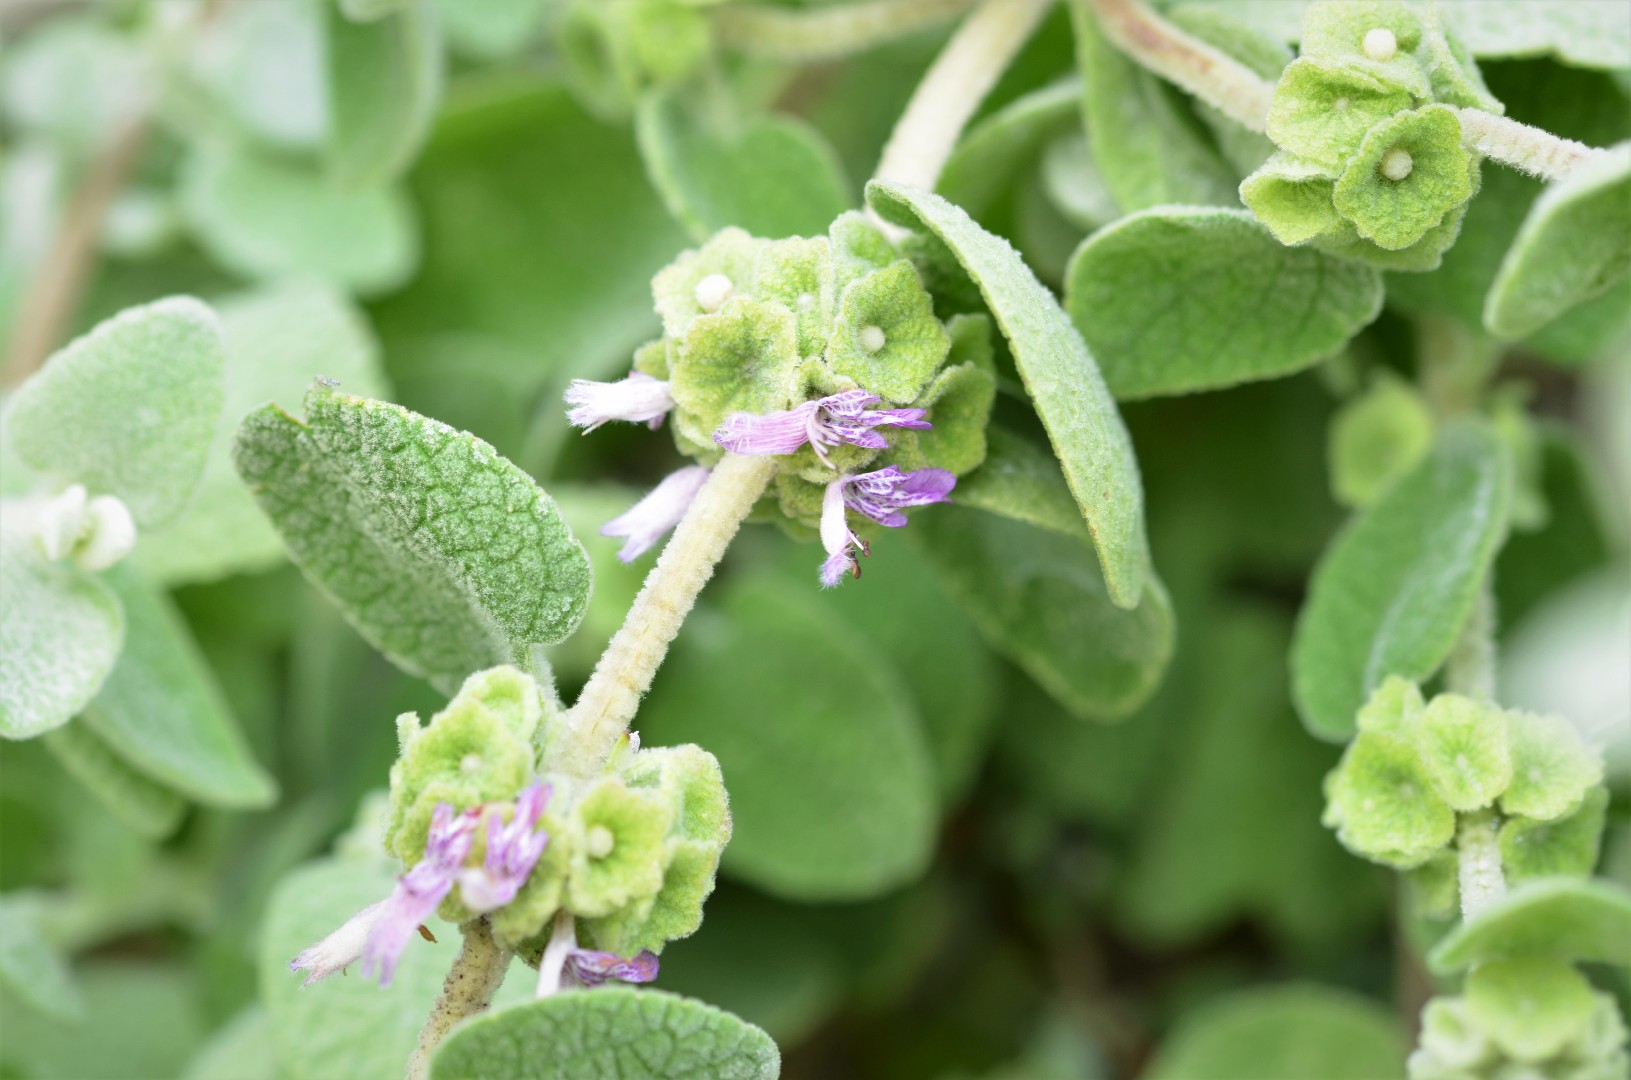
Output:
[1322,678,1606,911]
[1244,1,1497,270]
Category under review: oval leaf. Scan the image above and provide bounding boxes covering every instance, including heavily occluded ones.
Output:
[867,180,1150,608]
[325,0,442,189]
[233,386,592,693]
[939,80,1080,221]
[1428,877,1631,974]
[1065,208,1384,398]
[42,719,185,838]
[1292,422,1511,741]
[1484,143,1631,340]
[430,989,780,1080]
[0,893,83,1022]
[1148,985,1405,1080]
[4,296,225,528]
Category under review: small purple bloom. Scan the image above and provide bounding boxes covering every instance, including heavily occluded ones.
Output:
[360,803,479,987]
[819,466,956,587]
[565,948,660,988]
[565,372,674,433]
[289,901,388,988]
[601,465,709,563]
[458,782,551,914]
[714,390,930,467]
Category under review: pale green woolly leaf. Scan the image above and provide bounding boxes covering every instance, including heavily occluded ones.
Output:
[233,387,591,692]
[1267,59,1415,173]
[827,260,950,405]
[1329,374,1435,508]
[1465,957,1597,1062]
[954,427,1093,542]
[1443,1,1631,70]
[1065,207,1383,398]
[1167,5,1290,174]
[1069,1,1238,212]
[42,720,185,839]
[1500,711,1603,821]
[188,0,326,150]
[136,282,389,585]
[182,145,418,295]
[1324,731,1455,867]
[639,576,936,901]
[753,236,833,359]
[1147,985,1405,1080]
[939,80,1080,220]
[669,297,800,437]
[1240,153,1345,245]
[916,505,1174,722]
[1501,786,1607,885]
[1409,693,1511,811]
[182,1007,277,1080]
[1428,877,1631,974]
[430,989,780,1080]
[1041,131,1122,232]
[1354,674,1426,737]
[1332,106,1474,251]
[1485,144,1631,340]
[5,296,224,528]
[1291,423,1511,741]
[637,92,852,242]
[0,893,82,1021]
[436,0,549,59]
[1412,997,1496,1075]
[0,517,123,740]
[80,566,274,807]
[0,18,145,154]
[867,180,1150,608]
[325,0,442,189]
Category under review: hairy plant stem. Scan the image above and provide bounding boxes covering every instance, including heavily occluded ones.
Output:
[534,912,578,999]
[406,919,511,1080]
[1456,808,1506,920]
[1455,107,1608,182]
[873,0,1055,194]
[715,0,977,62]
[558,454,776,778]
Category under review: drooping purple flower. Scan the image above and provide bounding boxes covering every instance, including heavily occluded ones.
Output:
[289,900,388,988]
[564,948,660,988]
[458,782,552,914]
[819,466,956,587]
[713,389,930,467]
[360,803,479,987]
[601,465,709,563]
[565,372,674,433]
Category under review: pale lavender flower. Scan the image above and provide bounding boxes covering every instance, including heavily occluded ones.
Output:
[458,782,552,914]
[565,948,660,987]
[819,466,956,587]
[360,803,479,987]
[713,389,930,467]
[601,465,709,563]
[565,372,674,433]
[289,901,388,987]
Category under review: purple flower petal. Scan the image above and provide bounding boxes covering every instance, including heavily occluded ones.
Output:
[713,402,820,456]
[566,372,674,433]
[601,466,710,562]
[361,803,478,987]
[458,781,552,914]
[817,467,954,587]
[714,391,933,467]
[565,948,660,987]
[290,901,388,987]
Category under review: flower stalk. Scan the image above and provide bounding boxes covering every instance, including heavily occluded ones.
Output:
[405,919,511,1080]
[714,0,978,62]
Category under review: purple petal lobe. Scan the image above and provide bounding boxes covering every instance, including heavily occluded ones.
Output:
[713,403,818,455]
[564,948,661,987]
[459,781,552,914]
[601,466,710,562]
[361,803,478,987]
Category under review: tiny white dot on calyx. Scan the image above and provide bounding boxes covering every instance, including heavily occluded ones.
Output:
[1334,97,1351,112]
[1380,147,1414,180]
[858,325,886,354]
[459,753,482,775]
[797,292,816,310]
[694,273,733,312]
[586,825,615,859]
[1363,27,1398,62]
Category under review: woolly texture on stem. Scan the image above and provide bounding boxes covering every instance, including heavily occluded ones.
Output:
[1456,808,1507,920]
[559,453,776,777]
[1454,107,1608,182]
[715,0,977,61]
[873,0,1055,193]
[405,919,510,1080]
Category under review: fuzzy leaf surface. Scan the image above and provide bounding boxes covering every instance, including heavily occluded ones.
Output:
[1147,985,1404,1079]
[325,0,443,189]
[1428,877,1631,973]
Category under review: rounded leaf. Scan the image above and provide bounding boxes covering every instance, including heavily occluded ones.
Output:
[1428,877,1631,974]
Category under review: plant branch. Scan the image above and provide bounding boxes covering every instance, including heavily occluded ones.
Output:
[406,919,511,1080]
[558,453,776,777]
[873,0,1055,193]
[715,0,977,63]
[1454,107,1608,182]
[1456,808,1506,920]
[534,912,577,998]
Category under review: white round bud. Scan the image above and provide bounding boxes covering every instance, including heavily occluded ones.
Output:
[1380,147,1414,181]
[694,273,733,313]
[35,484,89,562]
[1363,27,1398,62]
[1333,97,1351,113]
[73,495,137,572]
[796,292,816,311]
[586,824,615,859]
[858,325,887,354]
[459,753,483,775]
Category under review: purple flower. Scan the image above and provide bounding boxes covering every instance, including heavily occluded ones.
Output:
[289,900,388,988]
[601,465,709,563]
[565,948,660,988]
[565,372,674,433]
[362,803,479,987]
[713,390,930,467]
[458,782,551,914]
[820,466,955,587]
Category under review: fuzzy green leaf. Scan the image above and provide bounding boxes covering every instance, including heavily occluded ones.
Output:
[669,297,800,440]
[867,180,1150,607]
[1065,207,1383,398]
[429,989,780,1080]
[1444,1,1631,69]
[1409,693,1511,811]
[1240,153,1345,245]
[953,426,1094,542]
[233,387,591,692]
[1147,985,1405,1080]
[1484,143,1631,340]
[1328,374,1434,508]
[1291,422,1511,741]
[1428,877,1631,974]
[915,505,1174,722]
[939,80,1080,220]
[637,92,852,242]
[4,296,224,528]
[826,260,950,405]
[325,0,442,189]
[0,893,83,1022]
[42,720,185,839]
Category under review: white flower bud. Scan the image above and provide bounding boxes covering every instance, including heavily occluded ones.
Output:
[1363,27,1398,62]
[693,273,734,313]
[1380,147,1414,181]
[858,325,887,354]
[586,824,615,859]
[73,495,136,571]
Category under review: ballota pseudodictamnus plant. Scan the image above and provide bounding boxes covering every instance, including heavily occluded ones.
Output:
[0,0,1627,1078]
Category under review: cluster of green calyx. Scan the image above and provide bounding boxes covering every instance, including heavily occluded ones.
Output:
[557,0,716,117]
[1242,0,1499,271]
[1410,956,1629,1080]
[637,214,997,535]
[383,666,731,961]
[1322,677,1606,916]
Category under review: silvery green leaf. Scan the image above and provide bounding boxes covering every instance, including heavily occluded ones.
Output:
[939,80,1080,222]
[1147,985,1405,1080]
[437,0,551,59]
[42,719,185,838]
[1428,877,1631,974]
[0,17,146,154]
[325,0,442,189]
[0,892,82,1022]
[1443,0,1631,69]
[189,0,327,150]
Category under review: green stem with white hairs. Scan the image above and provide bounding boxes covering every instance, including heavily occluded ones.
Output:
[406,919,511,1080]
